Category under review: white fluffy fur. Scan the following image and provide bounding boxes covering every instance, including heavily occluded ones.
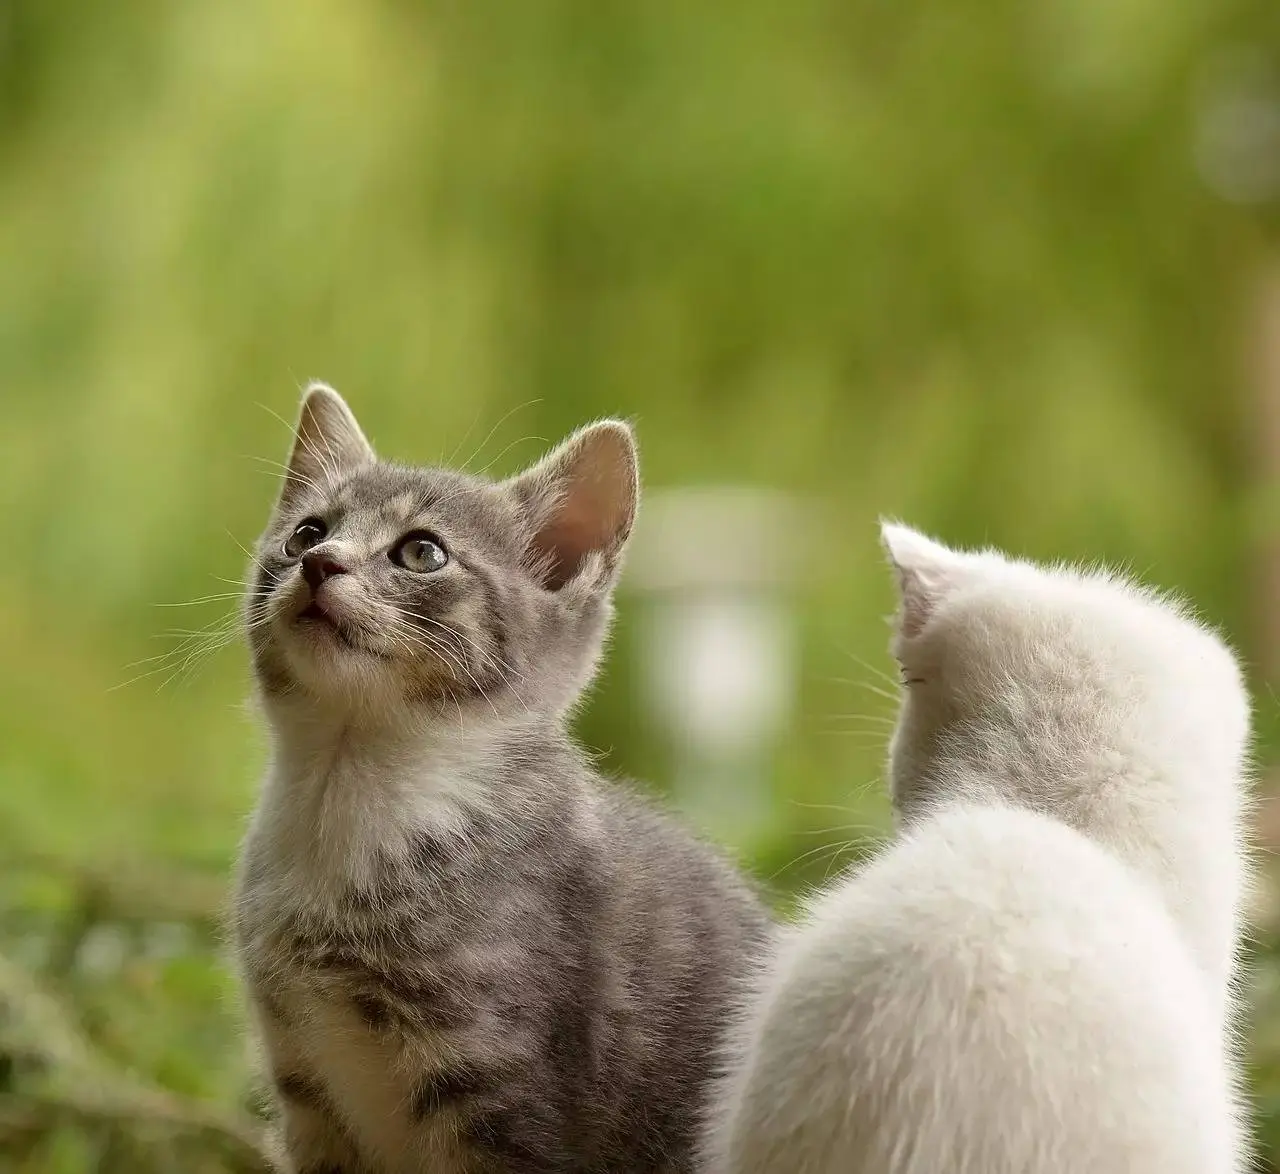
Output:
[701,524,1254,1174]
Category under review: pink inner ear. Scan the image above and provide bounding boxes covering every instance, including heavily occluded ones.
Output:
[510,420,637,590]
[533,500,609,590]
[527,437,632,591]
[537,468,635,588]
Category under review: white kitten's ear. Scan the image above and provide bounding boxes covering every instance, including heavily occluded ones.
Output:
[507,420,639,591]
[280,382,375,508]
[881,522,964,637]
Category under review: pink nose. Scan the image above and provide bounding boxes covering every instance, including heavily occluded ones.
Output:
[301,550,349,592]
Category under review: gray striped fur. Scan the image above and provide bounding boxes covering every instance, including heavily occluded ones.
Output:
[233,385,773,1174]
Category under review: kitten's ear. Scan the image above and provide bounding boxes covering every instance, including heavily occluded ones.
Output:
[279,383,374,508]
[881,522,964,637]
[507,420,639,591]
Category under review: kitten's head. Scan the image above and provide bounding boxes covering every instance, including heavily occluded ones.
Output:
[880,522,1249,823]
[247,383,638,725]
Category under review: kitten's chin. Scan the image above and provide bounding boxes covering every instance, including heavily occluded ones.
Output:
[268,610,402,702]
[282,651,407,713]
[292,605,387,659]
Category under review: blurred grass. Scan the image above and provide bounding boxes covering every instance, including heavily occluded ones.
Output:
[2,0,1280,1168]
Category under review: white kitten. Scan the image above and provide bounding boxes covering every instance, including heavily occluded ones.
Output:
[702,523,1254,1174]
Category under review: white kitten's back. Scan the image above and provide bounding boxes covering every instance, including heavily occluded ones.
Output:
[705,803,1240,1174]
[702,525,1252,1174]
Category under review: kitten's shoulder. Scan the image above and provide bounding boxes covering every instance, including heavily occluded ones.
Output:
[593,777,773,925]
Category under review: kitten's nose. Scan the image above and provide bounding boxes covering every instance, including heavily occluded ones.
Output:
[301,549,349,593]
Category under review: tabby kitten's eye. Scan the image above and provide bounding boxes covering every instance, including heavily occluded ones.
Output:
[284,518,328,559]
[392,531,449,573]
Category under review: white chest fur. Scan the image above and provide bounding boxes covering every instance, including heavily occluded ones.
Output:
[237,722,506,1172]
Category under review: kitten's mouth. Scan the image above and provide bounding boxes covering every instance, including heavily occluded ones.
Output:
[295,601,369,654]
[299,602,331,624]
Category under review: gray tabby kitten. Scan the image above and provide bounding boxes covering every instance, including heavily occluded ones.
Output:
[232,384,772,1174]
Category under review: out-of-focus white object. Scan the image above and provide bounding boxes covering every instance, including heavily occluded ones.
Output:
[1194,46,1280,205]
[625,486,805,839]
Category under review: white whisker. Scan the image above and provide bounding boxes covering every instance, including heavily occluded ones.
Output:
[458,399,543,473]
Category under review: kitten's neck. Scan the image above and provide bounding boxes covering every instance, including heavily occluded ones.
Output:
[262,688,555,776]
[269,707,449,779]
[251,699,558,897]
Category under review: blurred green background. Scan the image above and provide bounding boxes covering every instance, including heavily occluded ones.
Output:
[4,0,1280,1169]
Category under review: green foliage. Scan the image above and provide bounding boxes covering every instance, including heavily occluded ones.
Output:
[2,0,1279,1168]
